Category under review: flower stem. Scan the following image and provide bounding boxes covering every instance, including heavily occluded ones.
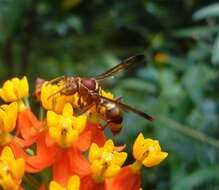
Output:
[39,107,45,121]
[24,96,30,108]
[130,160,142,173]
[23,174,40,190]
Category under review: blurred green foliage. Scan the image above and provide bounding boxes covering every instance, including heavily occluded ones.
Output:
[1,0,219,189]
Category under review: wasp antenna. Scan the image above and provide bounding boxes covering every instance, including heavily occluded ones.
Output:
[130,54,146,64]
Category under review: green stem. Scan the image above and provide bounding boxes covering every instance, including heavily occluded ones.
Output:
[39,107,45,121]
[23,174,40,190]
[157,116,219,149]
[24,96,30,108]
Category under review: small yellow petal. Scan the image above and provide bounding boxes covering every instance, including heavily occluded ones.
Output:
[88,143,100,162]
[142,152,168,167]
[1,146,15,159]
[67,175,80,190]
[104,140,114,152]
[72,114,87,134]
[47,111,60,127]
[62,103,73,117]
[91,160,104,177]
[11,158,25,179]
[49,181,65,190]
[104,164,121,178]
[112,152,127,166]
[20,76,29,97]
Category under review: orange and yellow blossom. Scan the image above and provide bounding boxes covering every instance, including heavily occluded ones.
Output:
[0,77,28,103]
[47,103,87,148]
[41,83,79,114]
[132,133,168,169]
[80,140,127,190]
[106,133,168,190]
[89,140,127,182]
[49,175,80,190]
[0,146,24,190]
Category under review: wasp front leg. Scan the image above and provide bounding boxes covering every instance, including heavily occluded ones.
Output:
[47,76,66,85]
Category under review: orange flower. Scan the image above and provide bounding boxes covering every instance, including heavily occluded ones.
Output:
[16,108,45,147]
[80,140,127,190]
[106,166,140,190]
[106,133,168,190]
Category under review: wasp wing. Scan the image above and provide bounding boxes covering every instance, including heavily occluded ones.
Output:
[97,94,154,121]
[94,54,146,81]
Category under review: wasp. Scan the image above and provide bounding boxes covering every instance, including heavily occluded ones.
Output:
[42,55,154,134]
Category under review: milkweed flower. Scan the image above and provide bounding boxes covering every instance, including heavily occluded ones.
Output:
[0,77,28,103]
[0,102,18,145]
[0,75,168,190]
[132,133,168,168]
[107,133,168,190]
[41,83,79,114]
[47,103,87,148]
[0,146,24,190]
[80,140,127,190]
[89,140,127,182]
[49,175,80,190]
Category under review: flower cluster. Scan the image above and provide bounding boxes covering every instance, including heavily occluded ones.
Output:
[0,76,168,190]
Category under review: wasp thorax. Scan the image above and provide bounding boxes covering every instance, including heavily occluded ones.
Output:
[81,78,99,92]
[62,78,78,95]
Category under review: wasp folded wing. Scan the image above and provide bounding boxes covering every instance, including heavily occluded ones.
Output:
[94,54,146,80]
[98,94,154,121]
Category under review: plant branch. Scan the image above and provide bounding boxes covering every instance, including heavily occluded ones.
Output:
[157,116,219,149]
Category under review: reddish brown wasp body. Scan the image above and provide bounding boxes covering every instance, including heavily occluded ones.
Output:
[44,55,154,134]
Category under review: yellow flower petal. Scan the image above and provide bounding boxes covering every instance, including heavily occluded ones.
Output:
[88,143,100,163]
[133,133,145,161]
[104,164,120,178]
[47,111,60,127]
[112,152,127,166]
[1,146,14,159]
[142,152,168,167]
[49,181,65,190]
[62,103,73,117]
[132,133,168,168]
[67,175,80,190]
[91,160,104,177]
[103,140,114,152]
[0,77,29,102]
[72,114,87,134]
[0,146,24,189]
[89,140,127,183]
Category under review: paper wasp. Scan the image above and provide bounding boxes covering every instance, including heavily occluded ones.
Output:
[42,55,154,134]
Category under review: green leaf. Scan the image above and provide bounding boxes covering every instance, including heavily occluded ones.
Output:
[172,26,219,38]
[193,3,219,21]
[212,33,219,64]
[172,166,219,190]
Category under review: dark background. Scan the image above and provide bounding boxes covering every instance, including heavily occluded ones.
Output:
[1,0,219,189]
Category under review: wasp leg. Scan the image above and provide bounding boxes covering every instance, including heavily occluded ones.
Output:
[100,121,110,130]
[79,103,95,114]
[47,84,70,100]
[47,76,66,85]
